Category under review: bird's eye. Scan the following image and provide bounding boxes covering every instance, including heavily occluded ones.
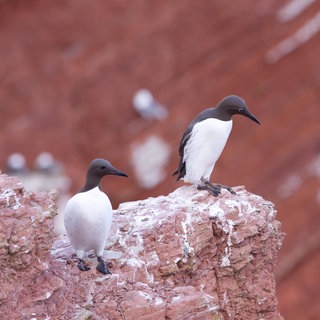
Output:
[101,166,106,169]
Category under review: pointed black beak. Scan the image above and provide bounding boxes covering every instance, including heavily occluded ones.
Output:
[243,109,261,125]
[109,167,129,177]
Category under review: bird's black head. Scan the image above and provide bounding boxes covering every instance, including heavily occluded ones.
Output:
[88,158,128,178]
[218,95,260,125]
[81,158,128,192]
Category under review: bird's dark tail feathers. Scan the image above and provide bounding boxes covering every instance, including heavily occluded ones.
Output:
[172,160,186,182]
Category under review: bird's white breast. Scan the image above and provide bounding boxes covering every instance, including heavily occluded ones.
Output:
[183,118,232,184]
[64,186,113,253]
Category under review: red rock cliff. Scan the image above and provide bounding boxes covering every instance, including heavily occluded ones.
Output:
[0,173,284,319]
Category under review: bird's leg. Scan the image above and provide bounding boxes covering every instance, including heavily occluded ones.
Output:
[198,178,221,197]
[199,178,237,196]
[77,259,90,271]
[96,256,112,275]
[197,184,221,197]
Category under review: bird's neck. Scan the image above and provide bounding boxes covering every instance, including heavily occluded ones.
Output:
[213,105,233,121]
[80,175,102,193]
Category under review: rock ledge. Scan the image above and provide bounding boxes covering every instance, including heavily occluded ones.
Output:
[0,174,284,320]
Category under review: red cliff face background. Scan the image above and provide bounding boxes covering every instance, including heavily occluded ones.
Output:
[1,1,319,318]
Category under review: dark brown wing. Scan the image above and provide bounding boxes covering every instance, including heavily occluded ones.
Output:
[172,123,193,181]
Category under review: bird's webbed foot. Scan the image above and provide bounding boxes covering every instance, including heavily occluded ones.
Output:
[198,178,221,196]
[77,259,90,271]
[198,178,237,196]
[219,184,237,195]
[96,256,112,275]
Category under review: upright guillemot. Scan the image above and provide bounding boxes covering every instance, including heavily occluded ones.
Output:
[173,95,260,196]
[64,158,128,274]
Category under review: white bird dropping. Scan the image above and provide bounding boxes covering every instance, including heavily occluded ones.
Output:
[64,158,128,274]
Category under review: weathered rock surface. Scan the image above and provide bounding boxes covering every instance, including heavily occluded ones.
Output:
[0,173,284,319]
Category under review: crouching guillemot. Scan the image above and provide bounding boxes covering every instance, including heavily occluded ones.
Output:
[64,158,128,274]
[173,95,260,196]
